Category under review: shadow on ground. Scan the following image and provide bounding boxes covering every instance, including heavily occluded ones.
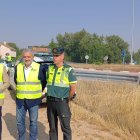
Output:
[3,113,49,140]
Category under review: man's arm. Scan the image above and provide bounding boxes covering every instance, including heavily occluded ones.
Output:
[68,68,77,99]
[14,66,17,84]
[69,83,77,98]
[0,66,10,92]
[38,64,47,91]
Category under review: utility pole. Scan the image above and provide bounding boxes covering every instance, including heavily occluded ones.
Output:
[130,0,135,64]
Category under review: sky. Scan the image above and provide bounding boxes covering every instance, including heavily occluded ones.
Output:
[0,0,140,52]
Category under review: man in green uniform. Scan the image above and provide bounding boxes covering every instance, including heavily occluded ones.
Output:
[46,47,77,140]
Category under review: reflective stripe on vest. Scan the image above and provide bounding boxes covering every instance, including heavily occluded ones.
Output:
[0,64,4,99]
[16,90,42,94]
[16,62,42,99]
[47,65,72,87]
[17,82,41,85]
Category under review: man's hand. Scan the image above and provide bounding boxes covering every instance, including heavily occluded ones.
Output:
[69,83,77,101]
[69,92,77,101]
[42,87,47,98]
[42,92,46,98]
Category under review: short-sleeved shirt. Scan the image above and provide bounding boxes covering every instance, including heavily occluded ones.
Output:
[46,63,77,98]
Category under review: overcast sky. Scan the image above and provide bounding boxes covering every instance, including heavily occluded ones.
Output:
[0,0,139,52]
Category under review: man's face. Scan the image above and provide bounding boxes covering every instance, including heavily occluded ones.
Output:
[22,52,34,67]
[53,53,64,65]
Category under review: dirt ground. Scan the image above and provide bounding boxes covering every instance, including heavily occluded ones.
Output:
[2,90,122,140]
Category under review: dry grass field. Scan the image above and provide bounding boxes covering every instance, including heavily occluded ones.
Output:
[71,80,140,140]
[70,63,140,72]
[3,79,140,139]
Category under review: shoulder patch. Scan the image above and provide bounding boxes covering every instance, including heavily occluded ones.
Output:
[64,63,72,68]
[71,69,76,76]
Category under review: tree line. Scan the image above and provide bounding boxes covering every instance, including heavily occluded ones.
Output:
[8,29,140,64]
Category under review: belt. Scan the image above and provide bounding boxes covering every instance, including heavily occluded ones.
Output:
[47,96,69,102]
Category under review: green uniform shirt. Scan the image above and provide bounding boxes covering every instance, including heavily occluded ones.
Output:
[46,63,77,98]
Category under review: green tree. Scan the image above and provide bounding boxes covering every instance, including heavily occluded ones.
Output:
[56,29,88,62]
[7,42,22,60]
[48,39,57,50]
[52,30,130,64]
[133,49,140,64]
[105,35,129,63]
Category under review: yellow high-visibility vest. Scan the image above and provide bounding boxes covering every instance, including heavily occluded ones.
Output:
[47,65,72,88]
[6,55,12,62]
[46,64,74,98]
[16,62,42,99]
[0,64,4,99]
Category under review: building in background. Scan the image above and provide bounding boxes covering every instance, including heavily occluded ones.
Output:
[28,46,51,54]
[0,42,16,59]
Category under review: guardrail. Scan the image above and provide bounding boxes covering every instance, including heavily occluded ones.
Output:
[75,69,140,84]
[9,67,140,86]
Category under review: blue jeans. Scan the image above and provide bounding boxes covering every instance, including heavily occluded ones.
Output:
[16,105,39,140]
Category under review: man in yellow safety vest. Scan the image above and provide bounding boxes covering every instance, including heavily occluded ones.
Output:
[0,64,10,140]
[14,49,46,140]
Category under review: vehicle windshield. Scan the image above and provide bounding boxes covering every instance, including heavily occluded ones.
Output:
[34,53,53,61]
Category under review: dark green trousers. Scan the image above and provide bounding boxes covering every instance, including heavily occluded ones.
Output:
[47,98,71,140]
